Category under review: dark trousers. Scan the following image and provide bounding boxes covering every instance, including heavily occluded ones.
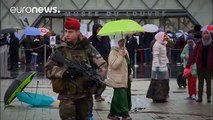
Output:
[10,53,19,70]
[25,50,31,65]
[197,69,212,99]
[59,96,92,120]
[144,49,152,63]
[94,83,106,97]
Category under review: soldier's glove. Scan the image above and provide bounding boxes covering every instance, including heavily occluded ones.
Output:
[83,80,97,89]
[62,69,79,80]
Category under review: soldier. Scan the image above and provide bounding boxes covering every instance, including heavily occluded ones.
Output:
[45,17,107,120]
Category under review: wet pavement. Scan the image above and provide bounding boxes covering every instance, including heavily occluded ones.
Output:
[1,72,212,120]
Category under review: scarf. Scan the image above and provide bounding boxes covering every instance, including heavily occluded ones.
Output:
[201,30,212,46]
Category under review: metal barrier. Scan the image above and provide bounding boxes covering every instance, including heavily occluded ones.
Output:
[0,45,11,78]
[2,44,184,79]
[132,48,184,79]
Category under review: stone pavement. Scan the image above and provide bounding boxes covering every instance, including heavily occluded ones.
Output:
[0,77,212,120]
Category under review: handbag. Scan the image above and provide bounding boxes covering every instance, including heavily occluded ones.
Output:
[183,46,199,77]
[183,66,192,78]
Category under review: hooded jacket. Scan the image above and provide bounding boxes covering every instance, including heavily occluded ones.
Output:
[88,24,111,62]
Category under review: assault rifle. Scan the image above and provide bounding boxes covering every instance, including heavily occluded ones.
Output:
[52,50,104,89]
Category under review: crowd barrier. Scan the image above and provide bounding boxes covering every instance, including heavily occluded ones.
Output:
[132,48,184,78]
[1,44,185,79]
[0,45,11,78]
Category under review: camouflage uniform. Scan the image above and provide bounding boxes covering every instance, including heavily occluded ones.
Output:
[45,35,107,120]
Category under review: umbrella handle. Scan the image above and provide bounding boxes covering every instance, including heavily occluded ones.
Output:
[22,90,32,98]
[17,86,33,98]
[35,81,39,96]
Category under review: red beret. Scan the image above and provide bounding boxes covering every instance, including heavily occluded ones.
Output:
[64,17,80,30]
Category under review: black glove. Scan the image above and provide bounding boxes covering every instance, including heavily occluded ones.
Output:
[83,80,97,89]
[62,69,79,80]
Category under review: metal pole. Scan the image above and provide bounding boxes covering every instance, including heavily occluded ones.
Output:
[134,49,138,78]
[0,46,3,78]
[44,44,47,78]
[169,48,172,78]
[134,49,137,67]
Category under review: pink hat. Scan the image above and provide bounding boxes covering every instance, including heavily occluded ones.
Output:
[64,17,80,30]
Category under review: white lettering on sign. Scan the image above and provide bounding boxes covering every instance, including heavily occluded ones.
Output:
[64,11,166,17]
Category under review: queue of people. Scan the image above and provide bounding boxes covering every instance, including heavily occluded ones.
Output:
[0,31,56,72]
[1,17,212,120]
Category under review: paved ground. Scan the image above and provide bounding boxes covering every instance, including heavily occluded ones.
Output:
[0,76,212,120]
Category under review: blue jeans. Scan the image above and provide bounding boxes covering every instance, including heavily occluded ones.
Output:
[31,52,37,65]
[144,49,152,63]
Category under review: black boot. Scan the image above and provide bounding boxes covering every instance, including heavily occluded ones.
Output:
[207,99,211,103]
[196,92,202,102]
[207,96,211,103]
[196,98,202,102]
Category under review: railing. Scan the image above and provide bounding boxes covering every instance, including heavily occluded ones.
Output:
[131,48,184,79]
[1,45,185,79]
[0,45,10,78]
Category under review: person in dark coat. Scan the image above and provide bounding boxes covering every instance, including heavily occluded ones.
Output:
[20,35,33,65]
[142,32,155,65]
[125,34,138,65]
[192,24,202,42]
[89,24,111,62]
[9,33,19,70]
[0,33,8,46]
[88,23,111,101]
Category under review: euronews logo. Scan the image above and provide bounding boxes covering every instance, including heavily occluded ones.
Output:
[10,6,60,14]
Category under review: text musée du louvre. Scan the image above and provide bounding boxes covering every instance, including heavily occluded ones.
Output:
[64,10,166,17]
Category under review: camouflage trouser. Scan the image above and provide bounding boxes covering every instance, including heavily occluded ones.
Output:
[59,96,92,120]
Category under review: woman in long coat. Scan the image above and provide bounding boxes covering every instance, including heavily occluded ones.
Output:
[104,38,132,120]
[146,32,170,102]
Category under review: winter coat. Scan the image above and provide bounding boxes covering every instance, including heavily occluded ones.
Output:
[45,35,107,99]
[180,42,196,68]
[125,36,138,58]
[88,24,111,62]
[104,47,129,88]
[9,36,19,54]
[187,40,213,71]
[152,41,169,72]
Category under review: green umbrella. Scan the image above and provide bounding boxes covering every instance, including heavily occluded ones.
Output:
[4,71,37,106]
[98,19,144,36]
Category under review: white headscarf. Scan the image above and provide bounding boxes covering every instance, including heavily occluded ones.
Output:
[110,39,119,47]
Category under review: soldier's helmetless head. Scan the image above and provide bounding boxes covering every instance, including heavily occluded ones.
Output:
[64,29,80,43]
[64,17,81,43]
